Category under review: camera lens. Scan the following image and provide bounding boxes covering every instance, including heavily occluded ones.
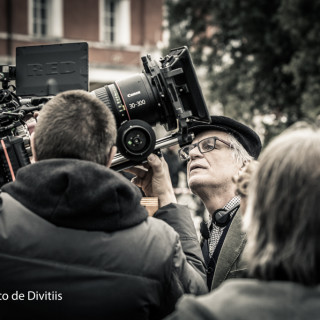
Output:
[92,73,164,128]
[116,119,156,162]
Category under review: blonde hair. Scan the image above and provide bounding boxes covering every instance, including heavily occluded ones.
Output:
[233,160,259,199]
[243,127,320,285]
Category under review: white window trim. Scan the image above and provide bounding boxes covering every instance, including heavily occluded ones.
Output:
[28,0,63,38]
[99,0,130,46]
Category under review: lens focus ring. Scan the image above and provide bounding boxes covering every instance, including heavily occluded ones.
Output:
[92,86,112,109]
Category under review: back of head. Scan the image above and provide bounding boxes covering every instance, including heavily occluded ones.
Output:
[243,126,320,285]
[33,90,117,165]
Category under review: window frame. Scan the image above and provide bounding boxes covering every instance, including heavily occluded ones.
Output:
[99,0,131,46]
[28,0,63,39]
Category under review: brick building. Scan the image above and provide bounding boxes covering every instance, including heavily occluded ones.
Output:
[0,0,164,90]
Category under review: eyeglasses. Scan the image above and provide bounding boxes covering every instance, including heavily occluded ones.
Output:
[178,136,231,161]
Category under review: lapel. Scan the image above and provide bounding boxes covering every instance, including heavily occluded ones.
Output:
[211,208,246,290]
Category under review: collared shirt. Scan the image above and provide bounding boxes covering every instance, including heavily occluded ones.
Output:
[207,196,241,258]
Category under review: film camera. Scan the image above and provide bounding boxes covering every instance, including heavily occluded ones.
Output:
[0,42,89,186]
[0,42,209,185]
[92,45,210,169]
[0,65,44,187]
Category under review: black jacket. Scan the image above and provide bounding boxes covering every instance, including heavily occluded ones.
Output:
[0,159,207,319]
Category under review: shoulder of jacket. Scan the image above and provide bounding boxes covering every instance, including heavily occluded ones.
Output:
[0,192,30,213]
[147,216,179,242]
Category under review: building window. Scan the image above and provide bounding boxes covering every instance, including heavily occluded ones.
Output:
[29,0,63,38]
[100,0,130,45]
[104,0,116,43]
[32,0,48,36]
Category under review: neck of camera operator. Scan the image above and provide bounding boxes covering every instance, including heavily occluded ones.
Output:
[187,130,244,215]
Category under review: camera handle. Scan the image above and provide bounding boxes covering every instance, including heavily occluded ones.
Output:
[111,132,194,172]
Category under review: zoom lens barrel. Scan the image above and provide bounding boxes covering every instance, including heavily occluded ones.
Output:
[92,73,163,128]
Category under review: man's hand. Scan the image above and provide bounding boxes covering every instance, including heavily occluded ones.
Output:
[126,153,177,208]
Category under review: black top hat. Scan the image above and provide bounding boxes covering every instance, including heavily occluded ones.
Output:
[188,116,262,159]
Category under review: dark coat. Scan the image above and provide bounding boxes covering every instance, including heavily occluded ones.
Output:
[165,278,320,320]
[0,159,207,319]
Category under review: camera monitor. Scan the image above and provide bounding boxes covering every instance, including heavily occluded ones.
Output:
[16,42,88,96]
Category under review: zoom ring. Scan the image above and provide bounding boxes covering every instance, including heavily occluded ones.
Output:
[93,86,112,108]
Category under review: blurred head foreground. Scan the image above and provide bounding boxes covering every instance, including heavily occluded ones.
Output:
[243,126,320,285]
[33,90,117,165]
[233,160,259,213]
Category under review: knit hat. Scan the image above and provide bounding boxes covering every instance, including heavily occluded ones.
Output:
[188,116,262,159]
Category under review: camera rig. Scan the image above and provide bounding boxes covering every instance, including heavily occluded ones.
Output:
[0,42,210,185]
[0,42,88,186]
[92,46,210,170]
[0,65,44,186]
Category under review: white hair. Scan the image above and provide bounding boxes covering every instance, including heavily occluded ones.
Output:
[227,134,253,166]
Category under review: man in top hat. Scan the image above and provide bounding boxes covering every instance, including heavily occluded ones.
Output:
[177,116,262,290]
